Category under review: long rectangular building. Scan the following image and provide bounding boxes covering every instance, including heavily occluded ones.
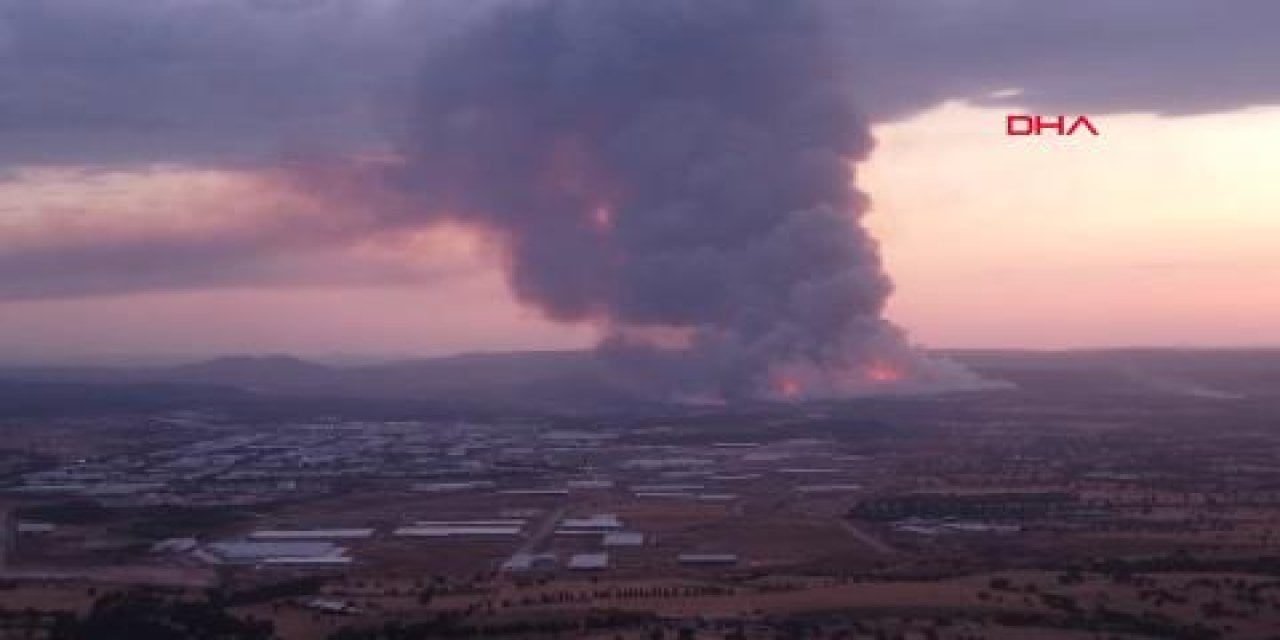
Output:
[250,529,375,540]
[393,526,521,537]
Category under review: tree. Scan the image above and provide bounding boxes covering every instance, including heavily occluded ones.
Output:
[51,591,273,640]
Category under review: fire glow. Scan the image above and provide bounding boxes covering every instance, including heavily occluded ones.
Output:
[776,377,802,399]
[393,0,1001,401]
[864,359,904,383]
[590,205,613,231]
[772,358,908,400]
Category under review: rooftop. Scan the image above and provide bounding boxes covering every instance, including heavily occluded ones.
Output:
[568,552,609,570]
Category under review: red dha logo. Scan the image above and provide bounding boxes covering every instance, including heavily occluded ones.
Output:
[1007,115,1099,136]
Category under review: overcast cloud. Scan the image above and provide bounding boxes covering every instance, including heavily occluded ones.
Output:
[2,0,1277,168]
[1,0,1278,302]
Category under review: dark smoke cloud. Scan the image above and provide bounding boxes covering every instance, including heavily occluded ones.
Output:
[390,0,937,398]
[2,1,1278,169]
[0,0,495,168]
[3,0,1280,396]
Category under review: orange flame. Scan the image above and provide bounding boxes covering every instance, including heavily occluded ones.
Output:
[776,377,801,399]
[865,359,903,383]
[591,205,613,230]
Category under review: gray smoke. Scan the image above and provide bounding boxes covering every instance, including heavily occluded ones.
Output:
[395,0,968,400]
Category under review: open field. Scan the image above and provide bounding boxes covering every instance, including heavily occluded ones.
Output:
[6,351,1280,637]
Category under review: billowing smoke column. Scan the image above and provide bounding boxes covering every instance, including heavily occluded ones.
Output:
[399,0,969,400]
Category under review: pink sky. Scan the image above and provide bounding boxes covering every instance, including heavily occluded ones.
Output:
[2,102,1278,363]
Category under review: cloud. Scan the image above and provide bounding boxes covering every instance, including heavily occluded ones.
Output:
[0,163,483,300]
[3,0,1278,169]
[0,0,494,167]
[833,0,1280,119]
[2,0,1278,308]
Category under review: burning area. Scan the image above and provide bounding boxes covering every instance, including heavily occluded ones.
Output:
[368,0,993,401]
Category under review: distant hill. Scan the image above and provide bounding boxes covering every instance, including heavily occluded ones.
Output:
[947,348,1280,399]
[164,355,340,392]
[0,379,253,417]
[2,348,1278,413]
[0,350,617,410]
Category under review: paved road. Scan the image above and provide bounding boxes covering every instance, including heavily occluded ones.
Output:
[838,519,896,555]
[514,504,568,555]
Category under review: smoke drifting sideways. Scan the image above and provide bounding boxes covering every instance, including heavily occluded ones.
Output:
[386,0,994,402]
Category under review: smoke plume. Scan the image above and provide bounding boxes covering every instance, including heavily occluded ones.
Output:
[390,0,978,400]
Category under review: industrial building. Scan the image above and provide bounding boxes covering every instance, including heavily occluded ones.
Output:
[559,514,622,530]
[201,540,351,565]
[602,532,645,547]
[568,552,609,570]
[393,525,522,537]
[250,528,374,540]
[502,552,558,572]
[677,553,739,566]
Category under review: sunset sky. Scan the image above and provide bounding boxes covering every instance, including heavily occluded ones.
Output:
[1,1,1278,364]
